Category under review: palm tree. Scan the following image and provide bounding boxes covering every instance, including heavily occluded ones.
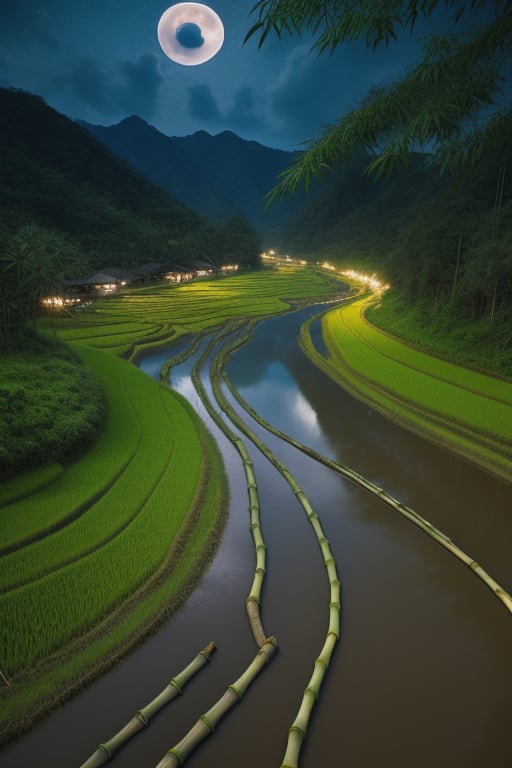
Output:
[0,224,85,353]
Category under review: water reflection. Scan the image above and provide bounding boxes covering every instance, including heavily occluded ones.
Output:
[2,306,511,768]
[227,308,512,591]
[291,390,320,436]
[242,362,322,441]
[135,335,190,379]
[225,305,512,767]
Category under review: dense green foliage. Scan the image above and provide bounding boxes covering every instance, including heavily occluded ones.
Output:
[0,87,262,353]
[0,349,141,551]
[0,223,86,353]
[273,150,512,369]
[0,339,104,481]
[247,1,512,195]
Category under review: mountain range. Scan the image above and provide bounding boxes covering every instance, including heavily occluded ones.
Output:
[2,85,508,320]
[78,114,447,263]
[0,87,261,271]
[80,116,306,233]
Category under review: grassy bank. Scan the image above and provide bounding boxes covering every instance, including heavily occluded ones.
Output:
[300,296,512,483]
[366,292,512,378]
[0,345,227,741]
[0,266,340,742]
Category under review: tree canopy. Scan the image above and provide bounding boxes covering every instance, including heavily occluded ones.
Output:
[246,0,512,198]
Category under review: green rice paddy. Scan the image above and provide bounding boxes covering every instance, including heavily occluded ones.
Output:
[43,267,334,356]
[5,265,507,744]
[0,265,336,742]
[0,345,206,673]
[302,296,512,482]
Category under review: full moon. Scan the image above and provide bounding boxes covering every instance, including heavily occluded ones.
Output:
[157,3,224,66]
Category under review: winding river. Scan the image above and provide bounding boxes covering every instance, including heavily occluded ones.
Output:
[2,305,511,768]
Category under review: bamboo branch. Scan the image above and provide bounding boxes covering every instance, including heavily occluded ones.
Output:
[79,642,216,768]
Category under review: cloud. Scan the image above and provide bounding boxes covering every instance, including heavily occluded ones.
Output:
[226,86,263,130]
[264,41,408,146]
[64,57,110,113]
[250,28,428,150]
[120,55,164,116]
[56,53,163,119]
[267,46,351,142]
[187,84,222,121]
[186,83,263,131]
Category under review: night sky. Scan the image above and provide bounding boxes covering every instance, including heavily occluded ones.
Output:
[1,1,464,150]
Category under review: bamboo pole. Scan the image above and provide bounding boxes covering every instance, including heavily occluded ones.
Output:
[222,342,512,616]
[79,642,216,768]
[154,637,278,768]
[281,634,338,768]
[206,336,342,768]
[211,311,512,768]
[249,503,260,527]
[191,338,270,647]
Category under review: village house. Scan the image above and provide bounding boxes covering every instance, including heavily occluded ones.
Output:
[42,259,239,311]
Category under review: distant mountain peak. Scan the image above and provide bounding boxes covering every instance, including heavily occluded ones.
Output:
[81,117,300,233]
[191,129,212,138]
[117,115,151,128]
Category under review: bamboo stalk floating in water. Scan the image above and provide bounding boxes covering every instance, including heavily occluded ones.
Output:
[281,632,339,768]
[221,330,512,616]
[79,642,216,768]
[154,637,278,768]
[206,337,341,768]
[190,340,268,647]
[181,323,340,767]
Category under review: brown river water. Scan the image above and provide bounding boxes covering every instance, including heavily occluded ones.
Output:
[2,305,511,768]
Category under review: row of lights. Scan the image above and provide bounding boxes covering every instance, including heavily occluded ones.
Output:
[341,269,390,293]
[261,252,390,292]
[261,250,307,265]
[41,296,81,308]
[319,261,390,293]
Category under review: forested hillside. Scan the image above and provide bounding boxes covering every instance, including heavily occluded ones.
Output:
[271,151,512,373]
[0,87,261,273]
[80,116,307,232]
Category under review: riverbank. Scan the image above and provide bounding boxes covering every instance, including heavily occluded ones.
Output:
[300,296,512,484]
[0,266,344,744]
[0,346,227,744]
[3,298,512,768]
[367,291,512,378]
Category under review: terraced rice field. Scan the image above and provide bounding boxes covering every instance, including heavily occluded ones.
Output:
[45,267,336,355]
[0,345,226,735]
[307,297,512,481]
[1,266,338,739]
